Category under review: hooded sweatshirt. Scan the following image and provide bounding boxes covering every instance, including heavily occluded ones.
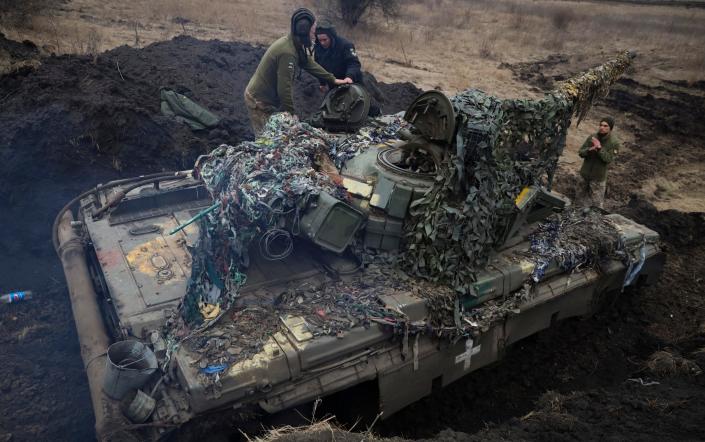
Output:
[314,28,362,85]
[578,132,620,182]
[246,34,336,114]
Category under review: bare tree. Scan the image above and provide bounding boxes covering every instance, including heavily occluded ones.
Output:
[321,0,400,27]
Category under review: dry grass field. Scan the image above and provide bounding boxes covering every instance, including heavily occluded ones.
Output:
[3,0,704,93]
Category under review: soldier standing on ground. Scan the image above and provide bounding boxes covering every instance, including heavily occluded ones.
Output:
[244,8,352,136]
[575,117,620,209]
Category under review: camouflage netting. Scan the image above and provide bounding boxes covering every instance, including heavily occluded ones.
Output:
[165,114,410,380]
[402,51,633,294]
[172,114,344,331]
[169,113,404,332]
[410,208,627,336]
[529,209,623,282]
[559,51,635,124]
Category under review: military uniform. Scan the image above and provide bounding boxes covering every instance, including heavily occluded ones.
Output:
[576,132,620,208]
[245,34,336,135]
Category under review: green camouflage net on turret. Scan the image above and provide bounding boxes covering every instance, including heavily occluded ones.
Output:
[402,51,633,294]
[558,51,634,124]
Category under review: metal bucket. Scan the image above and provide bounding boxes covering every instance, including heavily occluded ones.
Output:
[121,389,156,423]
[103,340,157,400]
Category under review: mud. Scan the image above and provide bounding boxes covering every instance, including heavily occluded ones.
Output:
[0,32,40,76]
[2,36,705,442]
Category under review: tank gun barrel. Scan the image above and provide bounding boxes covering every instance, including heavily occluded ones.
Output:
[555,50,636,123]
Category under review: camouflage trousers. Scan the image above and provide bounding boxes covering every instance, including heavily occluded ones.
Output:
[244,89,276,136]
[575,177,607,209]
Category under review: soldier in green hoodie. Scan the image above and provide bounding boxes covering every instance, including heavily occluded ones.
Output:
[244,8,352,136]
[575,117,620,209]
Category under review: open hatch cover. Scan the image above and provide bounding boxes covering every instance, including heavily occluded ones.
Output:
[403,90,456,145]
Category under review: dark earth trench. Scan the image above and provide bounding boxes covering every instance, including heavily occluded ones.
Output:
[1,34,704,442]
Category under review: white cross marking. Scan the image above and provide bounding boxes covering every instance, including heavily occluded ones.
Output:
[454,337,481,370]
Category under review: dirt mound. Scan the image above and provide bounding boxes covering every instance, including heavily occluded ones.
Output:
[620,197,705,247]
[606,77,705,139]
[0,35,420,175]
[0,32,39,59]
[435,378,705,441]
[498,53,570,92]
[646,349,702,376]
[615,197,705,344]
[0,31,40,76]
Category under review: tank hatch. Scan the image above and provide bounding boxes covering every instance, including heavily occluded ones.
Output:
[403,90,456,145]
[320,83,371,132]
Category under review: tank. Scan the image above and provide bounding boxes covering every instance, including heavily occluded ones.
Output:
[55,51,663,440]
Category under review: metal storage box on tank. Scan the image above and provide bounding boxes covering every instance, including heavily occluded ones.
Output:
[300,192,365,253]
[364,214,403,251]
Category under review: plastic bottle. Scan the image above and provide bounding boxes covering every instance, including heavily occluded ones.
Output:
[1,291,33,304]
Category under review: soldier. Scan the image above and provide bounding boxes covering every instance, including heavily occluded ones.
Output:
[244,8,352,136]
[314,18,382,116]
[313,18,362,88]
[575,117,620,209]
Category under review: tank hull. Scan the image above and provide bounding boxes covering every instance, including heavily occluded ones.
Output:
[56,174,663,440]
